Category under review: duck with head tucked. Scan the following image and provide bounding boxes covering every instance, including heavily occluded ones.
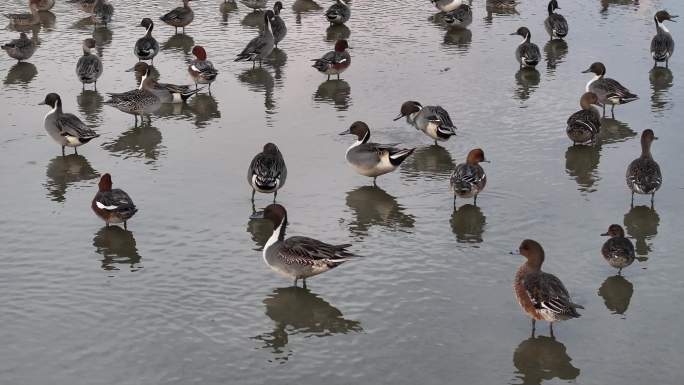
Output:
[566,92,601,145]
[626,129,662,207]
[134,18,160,64]
[248,143,287,202]
[2,32,36,62]
[235,10,275,67]
[326,0,350,25]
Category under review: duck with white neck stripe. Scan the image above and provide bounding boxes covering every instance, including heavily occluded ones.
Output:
[582,62,638,118]
[134,18,160,64]
[651,10,677,68]
[511,27,541,68]
[40,93,100,156]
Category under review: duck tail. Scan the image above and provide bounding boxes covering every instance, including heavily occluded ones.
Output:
[389,148,415,166]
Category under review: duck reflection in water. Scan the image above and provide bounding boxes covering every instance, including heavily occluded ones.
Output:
[187,93,221,129]
[92,26,113,57]
[512,335,580,385]
[93,226,142,272]
[220,0,238,22]
[77,89,104,125]
[443,28,472,53]
[597,118,636,144]
[293,0,323,25]
[242,11,265,29]
[514,68,540,101]
[4,62,37,86]
[326,24,350,42]
[101,121,164,163]
[238,67,275,112]
[266,47,288,81]
[44,154,99,203]
[485,0,518,24]
[314,79,351,111]
[400,144,456,180]
[253,287,362,361]
[451,204,486,244]
[624,205,659,258]
[564,144,600,193]
[345,185,415,238]
[649,67,673,113]
[543,39,568,74]
[161,33,195,56]
[246,214,274,251]
[598,275,634,315]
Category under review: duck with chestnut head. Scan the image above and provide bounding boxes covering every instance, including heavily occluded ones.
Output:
[450,148,488,206]
[312,39,351,80]
[92,174,138,230]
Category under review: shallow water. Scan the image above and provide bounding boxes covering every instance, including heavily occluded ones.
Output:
[1,0,683,384]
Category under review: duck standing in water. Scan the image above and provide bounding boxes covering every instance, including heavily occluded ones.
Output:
[566,92,601,145]
[450,148,488,206]
[40,93,100,156]
[651,10,677,68]
[129,62,199,103]
[326,0,350,25]
[582,62,638,118]
[513,239,583,337]
[626,129,662,206]
[2,32,36,62]
[511,27,541,68]
[444,2,472,29]
[394,101,457,145]
[544,0,568,40]
[600,224,635,274]
[247,143,287,202]
[134,18,160,64]
[36,0,56,11]
[312,40,351,80]
[188,46,219,92]
[92,174,138,230]
[250,204,363,288]
[431,0,462,13]
[235,10,275,67]
[271,1,287,47]
[160,0,195,34]
[76,38,103,90]
[4,1,41,27]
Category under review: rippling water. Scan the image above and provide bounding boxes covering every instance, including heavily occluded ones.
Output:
[1,0,683,384]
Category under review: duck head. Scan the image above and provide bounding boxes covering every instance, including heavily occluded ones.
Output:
[547,0,560,14]
[82,38,96,53]
[38,93,62,109]
[262,142,281,155]
[192,45,207,60]
[640,129,658,153]
[339,121,371,143]
[514,239,545,271]
[250,203,288,229]
[98,173,113,192]
[601,224,625,238]
[334,39,350,52]
[273,1,283,15]
[579,92,600,109]
[140,18,154,33]
[510,26,531,40]
[393,101,422,121]
[264,9,275,26]
[582,62,606,76]
[655,10,678,23]
[466,148,488,165]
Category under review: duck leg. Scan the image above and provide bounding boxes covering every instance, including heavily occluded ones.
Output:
[293,278,298,287]
[602,104,606,117]
[74,147,78,155]
[251,189,255,202]
[302,278,307,289]
[651,193,655,208]
[124,221,127,231]
[273,190,277,203]
[530,319,536,338]
[61,146,65,156]
[473,194,478,206]
[327,74,330,81]
[549,322,555,338]
[373,176,377,187]
[611,105,615,119]
[631,191,634,208]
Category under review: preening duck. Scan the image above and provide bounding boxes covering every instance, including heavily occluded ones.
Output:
[566,92,601,145]
[235,10,275,67]
[444,2,472,29]
[1,32,36,62]
[326,0,350,25]
[134,18,160,63]
[129,62,199,103]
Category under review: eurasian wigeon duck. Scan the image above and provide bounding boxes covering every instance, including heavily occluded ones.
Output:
[450,148,488,205]
[160,0,194,34]
[250,204,363,288]
[188,46,219,92]
[601,224,635,274]
[248,143,287,202]
[40,93,100,156]
[394,101,457,145]
[582,62,638,118]
[511,27,541,68]
[92,174,138,230]
[566,92,601,145]
[1,32,36,62]
[513,239,583,337]
[626,129,662,206]
[312,39,351,80]
[234,10,275,67]
[134,18,160,64]
[651,10,677,68]
[544,0,568,40]
[76,38,103,90]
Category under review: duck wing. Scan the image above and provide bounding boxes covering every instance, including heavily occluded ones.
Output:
[280,236,361,266]
[523,271,582,317]
[57,113,99,139]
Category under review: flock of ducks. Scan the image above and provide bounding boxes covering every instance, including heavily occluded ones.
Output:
[0,0,676,337]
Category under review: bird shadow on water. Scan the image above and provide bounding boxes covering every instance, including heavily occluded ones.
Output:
[44,154,99,203]
[513,68,540,102]
[451,203,486,244]
[101,121,164,165]
[292,0,322,25]
[597,118,637,144]
[313,79,351,111]
[246,215,274,251]
[238,67,276,114]
[343,185,415,240]
[220,0,239,23]
[400,144,456,181]
[564,144,601,194]
[92,226,142,273]
[266,48,288,82]
[484,1,518,25]
[187,93,222,129]
[598,275,634,316]
[252,286,362,363]
[443,28,472,54]
[649,67,673,115]
[77,90,104,125]
[161,33,195,57]
[4,62,37,87]
[624,205,659,261]
[543,39,568,75]
[512,335,580,385]
[325,24,350,42]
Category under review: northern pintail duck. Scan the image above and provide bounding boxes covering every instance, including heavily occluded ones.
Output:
[326,0,350,25]
[2,32,36,62]
[188,46,218,91]
[235,10,275,67]
[444,2,472,29]
[36,0,55,11]
[601,224,635,273]
[250,204,363,287]
[566,92,601,145]
[271,1,287,47]
[582,62,638,118]
[450,148,488,205]
[651,10,677,68]
[160,0,194,34]
[92,174,138,230]
[626,129,661,206]
[432,0,462,13]
[340,121,415,184]
[105,65,161,117]
[248,142,287,202]
[93,0,114,26]
[544,0,568,40]
[76,38,103,90]
[4,1,40,26]
[513,239,583,337]
[134,18,160,64]
[240,0,267,10]
[511,27,541,68]
[312,39,351,80]
[394,101,457,144]
[129,62,199,103]
[40,93,99,156]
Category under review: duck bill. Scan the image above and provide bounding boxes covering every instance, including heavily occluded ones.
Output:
[125,67,136,72]
[509,250,520,256]
[250,211,265,220]
[600,232,609,236]
[392,113,405,121]
[37,101,45,105]
[581,68,592,73]
[671,15,679,22]
[338,129,351,135]
[509,32,518,36]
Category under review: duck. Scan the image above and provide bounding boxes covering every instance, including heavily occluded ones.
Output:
[134,18,160,64]
[39,93,100,156]
[250,204,363,288]
[600,224,635,274]
[93,0,114,26]
[36,0,55,11]
[76,38,103,90]
[105,65,161,118]
[626,129,662,206]
[188,46,219,92]
[513,239,583,337]
[92,174,138,230]
[160,0,194,34]
[240,0,267,10]
[271,1,287,47]
[444,2,472,29]
[544,0,568,40]
[450,148,488,206]
[326,0,350,25]
[1,32,36,62]
[566,92,601,145]
[311,39,351,80]
[582,62,638,118]
[393,101,457,145]
[235,10,275,67]
[651,10,677,68]
[248,142,287,202]
[511,27,541,68]
[4,0,41,26]
[128,62,199,103]
[340,121,415,185]
[431,0,462,13]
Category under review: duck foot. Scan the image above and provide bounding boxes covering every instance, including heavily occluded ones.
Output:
[550,323,555,338]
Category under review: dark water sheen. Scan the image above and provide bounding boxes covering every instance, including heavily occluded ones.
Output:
[1,0,683,384]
